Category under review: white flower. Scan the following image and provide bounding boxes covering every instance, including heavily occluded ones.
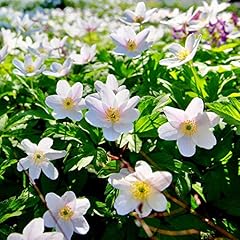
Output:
[158,97,220,157]
[70,44,96,65]
[0,45,8,63]
[29,41,52,58]
[110,26,152,58]
[160,33,201,69]
[17,137,66,180]
[43,191,90,240]
[121,1,157,24]
[45,80,85,121]
[85,86,140,141]
[13,54,45,77]
[7,218,64,240]
[43,58,72,78]
[108,161,172,218]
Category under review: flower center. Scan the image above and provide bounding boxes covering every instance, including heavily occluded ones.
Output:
[180,120,197,136]
[105,107,120,123]
[39,47,47,54]
[25,65,35,73]
[177,49,190,61]
[134,16,144,23]
[63,97,75,110]
[58,206,74,221]
[33,151,46,164]
[126,40,137,51]
[131,181,152,201]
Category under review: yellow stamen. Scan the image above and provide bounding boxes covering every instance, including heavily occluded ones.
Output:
[25,65,35,73]
[126,40,137,51]
[180,120,197,136]
[33,151,46,164]
[63,97,75,110]
[105,107,120,123]
[58,206,74,221]
[177,49,190,61]
[131,181,152,201]
[134,16,144,23]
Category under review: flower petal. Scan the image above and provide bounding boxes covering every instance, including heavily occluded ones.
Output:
[43,210,56,228]
[177,136,196,157]
[185,97,204,119]
[147,171,172,192]
[158,122,180,140]
[23,218,44,238]
[38,137,53,151]
[21,139,37,154]
[72,216,89,235]
[193,128,217,149]
[163,106,185,128]
[56,80,70,97]
[7,233,24,240]
[29,165,41,180]
[45,192,64,212]
[45,150,66,160]
[41,162,59,180]
[17,157,31,171]
[74,198,90,216]
[102,127,120,141]
[147,192,168,212]
[56,219,74,240]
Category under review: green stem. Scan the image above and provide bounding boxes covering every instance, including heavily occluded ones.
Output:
[189,62,203,99]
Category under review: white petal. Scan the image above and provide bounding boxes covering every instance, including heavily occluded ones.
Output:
[41,162,59,180]
[135,2,146,16]
[125,96,140,109]
[38,232,64,240]
[106,74,118,90]
[85,110,110,128]
[185,33,195,52]
[56,80,70,97]
[13,59,24,71]
[206,112,220,127]
[102,127,120,141]
[113,123,133,133]
[177,136,196,157]
[72,216,89,235]
[100,87,115,107]
[38,137,53,151]
[134,161,152,179]
[159,57,182,68]
[168,43,185,55]
[108,170,131,190]
[147,171,172,192]
[114,192,138,215]
[7,233,24,240]
[21,139,37,154]
[147,192,168,212]
[45,150,66,160]
[85,96,105,114]
[163,106,186,128]
[193,128,216,149]
[29,165,41,180]
[74,198,90,216]
[136,29,150,46]
[51,62,62,72]
[56,219,74,240]
[185,97,204,118]
[45,192,64,212]
[120,109,140,123]
[45,95,62,109]
[24,54,33,68]
[158,122,181,140]
[67,110,83,121]
[69,82,83,100]
[62,191,76,205]
[17,157,31,171]
[115,90,129,105]
[23,218,44,238]
[136,202,152,218]
[43,210,56,228]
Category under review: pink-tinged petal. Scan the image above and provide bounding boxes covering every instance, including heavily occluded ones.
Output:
[45,95,62,109]
[159,57,180,67]
[113,122,133,133]
[185,35,201,60]
[7,233,24,240]
[29,165,41,180]
[23,218,44,238]
[147,192,168,212]
[185,97,204,118]
[56,80,70,97]
[85,96,105,114]
[43,210,56,227]
[69,82,83,100]
[136,202,152,218]
[72,216,89,235]
[163,106,185,128]
[106,74,118,91]
[168,43,185,55]
[114,192,138,215]
[125,96,140,109]
[17,157,31,171]
[110,33,126,48]
[147,171,172,191]
[206,112,220,127]
[56,219,74,240]
[121,26,136,39]
[38,232,64,240]
[24,54,33,68]
[45,150,66,160]
[136,29,150,46]
[158,122,181,140]
[115,90,130,105]
[135,2,146,16]
[38,137,53,150]
[74,198,90,216]
[185,33,195,52]
[108,169,131,190]
[67,110,83,121]
[195,112,211,128]
[62,191,76,205]
[177,136,196,157]
[192,128,216,149]
[45,192,64,212]
[137,41,152,53]
[134,161,152,179]
[100,87,115,107]
[85,110,111,128]
[13,59,24,71]
[102,127,120,141]
[41,162,59,180]
[21,139,37,154]
[120,109,140,123]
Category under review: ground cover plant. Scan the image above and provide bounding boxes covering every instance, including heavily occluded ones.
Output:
[0,0,240,239]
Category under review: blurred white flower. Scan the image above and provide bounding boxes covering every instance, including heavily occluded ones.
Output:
[43,191,90,240]
[110,26,152,58]
[13,54,45,77]
[85,85,140,141]
[160,33,201,69]
[71,44,96,65]
[108,161,172,218]
[7,218,64,240]
[120,1,157,24]
[17,137,66,180]
[29,41,52,58]
[0,45,8,63]
[43,58,72,77]
[45,80,85,121]
[158,97,220,157]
